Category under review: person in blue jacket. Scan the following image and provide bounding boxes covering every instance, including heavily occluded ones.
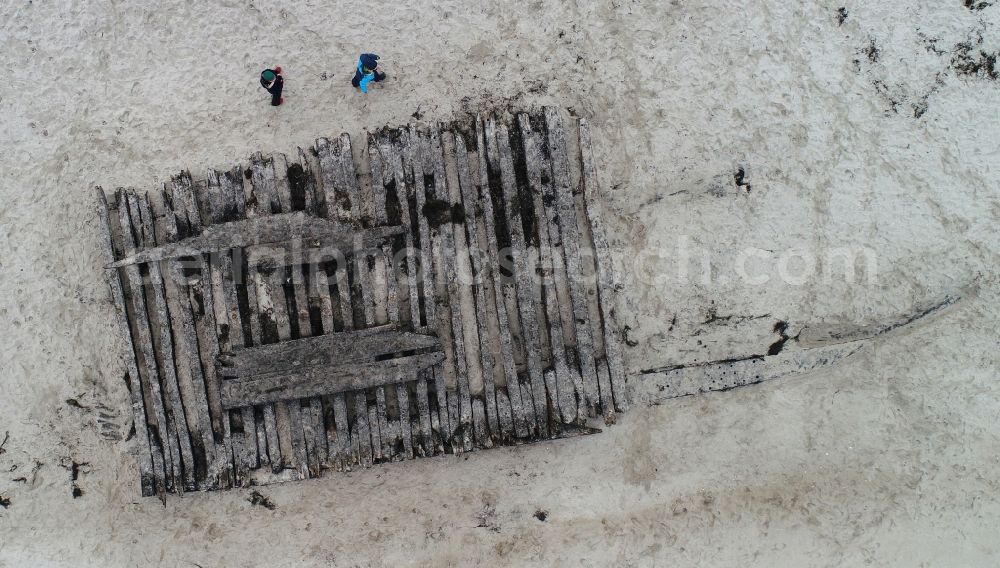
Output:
[351,53,386,93]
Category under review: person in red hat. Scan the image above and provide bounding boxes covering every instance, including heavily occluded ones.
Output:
[260,67,284,106]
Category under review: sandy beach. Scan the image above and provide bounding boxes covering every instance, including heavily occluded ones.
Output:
[1,1,998,565]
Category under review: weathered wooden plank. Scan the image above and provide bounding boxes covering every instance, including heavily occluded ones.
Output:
[380,135,422,328]
[248,152,280,215]
[415,372,434,454]
[220,352,445,411]
[111,212,402,268]
[335,135,389,464]
[495,389,514,441]
[317,134,363,220]
[246,154,297,476]
[596,358,615,422]
[131,192,198,491]
[472,398,491,448]
[268,153,312,479]
[544,108,601,416]
[301,400,318,476]
[219,166,247,221]
[353,391,373,467]
[475,116,532,439]
[174,177,240,488]
[518,115,580,424]
[115,188,179,492]
[488,118,550,437]
[169,171,199,238]
[406,127,438,331]
[262,404,281,473]
[308,397,328,468]
[203,175,260,482]
[327,256,354,468]
[412,127,455,448]
[289,261,330,477]
[158,184,227,488]
[316,135,374,468]
[578,119,629,412]
[428,125,474,451]
[307,261,342,463]
[297,147,319,215]
[383,131,433,457]
[218,324,441,370]
[221,187,275,473]
[372,133,414,459]
[396,379,414,459]
[96,189,157,497]
[272,153,293,213]
[452,130,500,441]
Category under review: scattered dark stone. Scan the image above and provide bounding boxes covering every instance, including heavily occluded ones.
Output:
[734,167,752,193]
[412,107,424,120]
[249,490,276,510]
[767,321,790,356]
[72,485,84,498]
[0,495,10,509]
[837,7,848,25]
[71,460,88,482]
[65,398,87,410]
[244,167,253,179]
[0,431,8,455]
[534,509,548,521]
